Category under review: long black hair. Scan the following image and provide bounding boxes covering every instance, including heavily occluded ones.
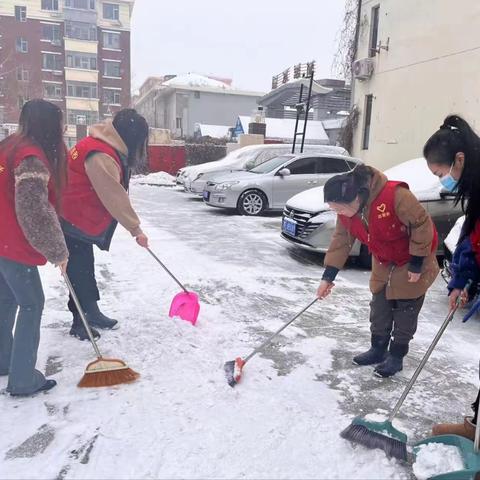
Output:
[17,99,67,209]
[324,164,372,205]
[423,115,480,235]
[112,109,149,167]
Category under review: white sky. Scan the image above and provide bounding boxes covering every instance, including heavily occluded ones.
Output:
[131,0,347,93]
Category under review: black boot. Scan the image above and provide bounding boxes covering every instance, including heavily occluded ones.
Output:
[70,314,101,341]
[353,335,389,366]
[84,302,119,330]
[10,379,57,397]
[374,342,408,378]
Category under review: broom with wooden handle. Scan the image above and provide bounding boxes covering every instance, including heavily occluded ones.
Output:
[63,273,139,388]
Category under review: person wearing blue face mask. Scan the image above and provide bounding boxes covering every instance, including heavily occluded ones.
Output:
[423,114,480,442]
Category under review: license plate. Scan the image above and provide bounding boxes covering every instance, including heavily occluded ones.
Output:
[203,190,210,201]
[282,217,297,236]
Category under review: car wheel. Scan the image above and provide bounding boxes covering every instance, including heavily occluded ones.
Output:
[237,190,268,216]
[358,244,372,269]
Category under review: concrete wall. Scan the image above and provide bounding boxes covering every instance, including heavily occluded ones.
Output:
[183,90,260,136]
[352,0,480,170]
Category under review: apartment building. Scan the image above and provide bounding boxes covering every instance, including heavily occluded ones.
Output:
[0,0,134,145]
[350,0,480,169]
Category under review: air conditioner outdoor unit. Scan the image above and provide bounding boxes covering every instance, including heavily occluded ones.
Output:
[353,58,374,81]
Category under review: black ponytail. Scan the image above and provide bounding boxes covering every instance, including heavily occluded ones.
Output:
[424,115,480,235]
[112,109,149,168]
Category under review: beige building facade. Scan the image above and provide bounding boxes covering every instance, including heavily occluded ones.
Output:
[351,0,480,170]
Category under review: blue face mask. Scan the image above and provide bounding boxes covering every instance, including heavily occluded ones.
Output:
[440,174,458,192]
[440,162,459,192]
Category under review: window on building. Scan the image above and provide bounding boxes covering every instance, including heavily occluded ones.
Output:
[16,37,28,53]
[362,95,374,150]
[16,67,29,81]
[42,24,61,44]
[67,82,98,99]
[15,6,27,22]
[66,52,97,70]
[176,117,183,130]
[41,0,59,10]
[43,83,62,99]
[103,3,119,20]
[194,91,201,99]
[103,61,120,77]
[65,0,95,9]
[67,109,99,125]
[103,89,121,105]
[65,21,97,41]
[103,31,120,49]
[18,96,29,109]
[42,53,63,71]
[369,5,380,57]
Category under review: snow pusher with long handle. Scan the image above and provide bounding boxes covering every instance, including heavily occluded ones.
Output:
[224,298,319,387]
[147,248,200,325]
[63,273,140,388]
[340,281,472,461]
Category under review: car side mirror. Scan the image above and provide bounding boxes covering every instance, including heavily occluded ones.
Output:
[278,168,291,177]
[245,161,255,170]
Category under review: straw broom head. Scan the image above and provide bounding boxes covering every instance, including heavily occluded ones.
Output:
[78,357,140,388]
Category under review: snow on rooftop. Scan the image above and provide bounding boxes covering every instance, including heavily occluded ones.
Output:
[195,124,231,138]
[238,116,329,143]
[163,73,233,90]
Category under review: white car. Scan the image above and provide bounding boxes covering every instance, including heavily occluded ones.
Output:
[183,144,348,195]
[281,158,463,266]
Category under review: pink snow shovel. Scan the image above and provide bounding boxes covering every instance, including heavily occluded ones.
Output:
[147,248,200,325]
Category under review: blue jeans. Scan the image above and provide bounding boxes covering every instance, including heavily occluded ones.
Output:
[0,257,47,394]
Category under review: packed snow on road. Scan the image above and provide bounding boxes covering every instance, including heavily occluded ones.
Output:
[1,179,478,479]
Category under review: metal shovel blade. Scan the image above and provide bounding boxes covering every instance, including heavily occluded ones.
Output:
[169,291,200,325]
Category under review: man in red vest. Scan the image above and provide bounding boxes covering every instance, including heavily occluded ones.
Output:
[61,109,150,340]
[316,164,439,377]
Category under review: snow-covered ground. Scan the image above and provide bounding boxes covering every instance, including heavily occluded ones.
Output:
[1,184,479,479]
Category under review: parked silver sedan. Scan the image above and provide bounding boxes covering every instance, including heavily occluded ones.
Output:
[203,153,359,215]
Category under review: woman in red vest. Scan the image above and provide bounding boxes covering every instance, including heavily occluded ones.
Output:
[422,115,480,441]
[61,109,150,340]
[316,165,439,377]
[0,99,68,396]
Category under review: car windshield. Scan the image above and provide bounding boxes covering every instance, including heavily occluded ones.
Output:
[250,155,294,174]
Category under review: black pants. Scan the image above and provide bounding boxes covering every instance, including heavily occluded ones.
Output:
[369,288,425,345]
[65,235,99,315]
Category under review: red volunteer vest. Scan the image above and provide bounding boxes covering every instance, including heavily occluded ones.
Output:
[62,137,125,237]
[0,136,56,266]
[339,181,438,266]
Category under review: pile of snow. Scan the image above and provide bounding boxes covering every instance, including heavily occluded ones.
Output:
[445,216,465,253]
[413,443,464,480]
[384,158,442,200]
[163,73,233,90]
[132,171,176,187]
